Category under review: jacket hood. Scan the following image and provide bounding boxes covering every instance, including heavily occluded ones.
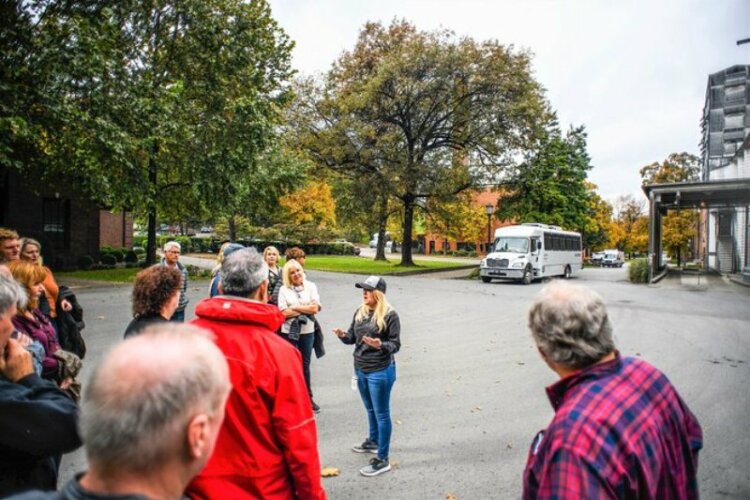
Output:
[194,296,284,331]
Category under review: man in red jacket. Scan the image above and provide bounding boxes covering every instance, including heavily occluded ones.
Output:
[188,248,326,500]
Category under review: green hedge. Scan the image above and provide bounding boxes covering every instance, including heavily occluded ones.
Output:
[628,258,650,283]
[130,237,358,256]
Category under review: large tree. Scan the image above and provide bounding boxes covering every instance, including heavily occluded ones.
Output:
[496,125,593,232]
[640,152,701,265]
[611,194,646,257]
[2,0,294,263]
[290,20,549,265]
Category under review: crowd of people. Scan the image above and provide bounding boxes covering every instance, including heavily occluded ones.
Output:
[1,226,704,499]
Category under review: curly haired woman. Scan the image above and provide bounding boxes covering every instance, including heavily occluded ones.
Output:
[124,265,183,338]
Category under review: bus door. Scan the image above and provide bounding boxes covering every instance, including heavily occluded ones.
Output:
[530,237,541,267]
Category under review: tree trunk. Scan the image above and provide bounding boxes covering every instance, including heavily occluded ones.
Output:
[400,195,415,266]
[228,215,237,241]
[374,191,389,261]
[146,207,157,265]
[145,151,158,266]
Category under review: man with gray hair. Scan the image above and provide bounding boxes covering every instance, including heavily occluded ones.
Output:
[0,275,81,496]
[12,323,231,499]
[188,248,326,499]
[523,281,703,499]
[160,241,188,321]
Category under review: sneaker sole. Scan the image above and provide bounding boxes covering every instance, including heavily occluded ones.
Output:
[351,447,378,454]
[360,464,391,477]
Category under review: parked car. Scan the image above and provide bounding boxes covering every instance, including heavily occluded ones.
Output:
[369,233,396,252]
[661,251,669,266]
[590,251,605,265]
[333,239,361,255]
[601,249,624,268]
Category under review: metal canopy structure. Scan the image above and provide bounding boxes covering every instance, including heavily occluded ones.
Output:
[641,179,750,282]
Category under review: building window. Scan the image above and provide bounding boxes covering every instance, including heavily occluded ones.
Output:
[724,85,745,105]
[42,198,70,250]
[724,113,745,130]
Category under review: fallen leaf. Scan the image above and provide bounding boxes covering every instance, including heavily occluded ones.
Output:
[321,467,340,477]
[97,316,106,320]
[517,362,525,366]
[506,443,513,449]
[395,419,402,425]
[446,494,457,500]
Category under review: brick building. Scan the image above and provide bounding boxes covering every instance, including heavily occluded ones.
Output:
[418,188,510,255]
[0,167,133,269]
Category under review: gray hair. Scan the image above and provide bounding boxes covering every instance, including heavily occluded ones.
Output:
[163,241,181,252]
[0,274,24,316]
[527,281,615,370]
[220,247,268,297]
[81,324,230,472]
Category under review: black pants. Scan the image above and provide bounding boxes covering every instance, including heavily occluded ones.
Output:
[282,332,314,399]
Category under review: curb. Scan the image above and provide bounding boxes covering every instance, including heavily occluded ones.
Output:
[389,264,477,277]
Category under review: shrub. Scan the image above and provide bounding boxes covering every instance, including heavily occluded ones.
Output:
[111,250,125,263]
[124,250,139,263]
[101,254,118,266]
[185,264,212,279]
[78,255,94,270]
[628,258,650,283]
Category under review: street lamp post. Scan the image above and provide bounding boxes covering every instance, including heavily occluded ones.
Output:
[485,203,494,253]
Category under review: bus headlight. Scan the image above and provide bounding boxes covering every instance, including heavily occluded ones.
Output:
[511,260,525,268]
[480,259,487,268]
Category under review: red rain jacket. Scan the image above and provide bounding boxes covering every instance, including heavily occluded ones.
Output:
[187,296,326,500]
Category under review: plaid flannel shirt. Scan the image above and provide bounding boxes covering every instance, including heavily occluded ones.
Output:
[523,353,702,499]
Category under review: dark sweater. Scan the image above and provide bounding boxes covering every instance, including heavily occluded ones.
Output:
[338,309,400,372]
[0,373,82,497]
[123,314,169,339]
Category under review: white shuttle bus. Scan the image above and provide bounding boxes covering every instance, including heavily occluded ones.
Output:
[479,223,583,284]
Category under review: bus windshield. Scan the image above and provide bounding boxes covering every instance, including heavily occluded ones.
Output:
[493,237,529,253]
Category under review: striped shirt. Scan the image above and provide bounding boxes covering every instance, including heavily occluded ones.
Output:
[523,353,702,499]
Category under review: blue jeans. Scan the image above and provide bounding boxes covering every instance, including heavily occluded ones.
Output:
[356,363,396,460]
[170,309,185,322]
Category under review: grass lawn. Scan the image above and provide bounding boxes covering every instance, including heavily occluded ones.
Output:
[56,255,472,283]
[303,255,469,275]
[57,267,142,283]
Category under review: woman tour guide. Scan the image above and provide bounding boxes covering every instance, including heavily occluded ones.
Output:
[333,275,400,477]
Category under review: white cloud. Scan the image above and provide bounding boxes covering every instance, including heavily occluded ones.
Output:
[269,0,750,200]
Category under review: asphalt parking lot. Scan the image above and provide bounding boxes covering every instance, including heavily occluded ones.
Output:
[61,266,750,499]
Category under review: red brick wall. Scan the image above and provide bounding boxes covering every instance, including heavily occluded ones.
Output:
[420,188,511,255]
[99,211,133,248]
[1,168,101,269]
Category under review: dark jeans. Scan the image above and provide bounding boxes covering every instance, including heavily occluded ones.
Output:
[356,363,396,460]
[284,332,314,398]
[170,309,185,322]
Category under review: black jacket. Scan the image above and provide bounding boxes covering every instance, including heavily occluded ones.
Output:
[338,309,400,372]
[56,286,86,359]
[0,373,82,497]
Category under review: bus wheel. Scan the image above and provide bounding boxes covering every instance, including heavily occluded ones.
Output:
[564,265,572,279]
[521,266,532,285]
[481,277,491,283]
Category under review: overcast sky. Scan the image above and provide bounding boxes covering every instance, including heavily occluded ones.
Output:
[268,0,749,203]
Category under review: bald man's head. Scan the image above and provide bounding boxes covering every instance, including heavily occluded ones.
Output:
[81,324,230,473]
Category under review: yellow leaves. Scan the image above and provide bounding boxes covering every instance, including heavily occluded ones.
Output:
[279,180,337,228]
[320,467,340,477]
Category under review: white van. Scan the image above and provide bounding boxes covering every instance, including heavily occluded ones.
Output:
[479,223,583,284]
[601,249,624,268]
[369,233,395,252]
